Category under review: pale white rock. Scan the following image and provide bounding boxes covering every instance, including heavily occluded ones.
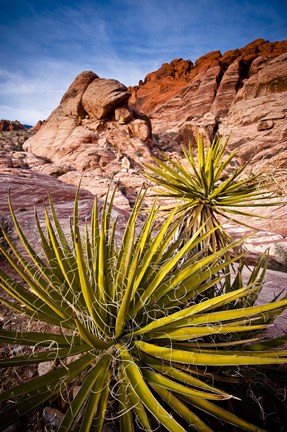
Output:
[121,156,130,169]
[23,115,77,160]
[59,171,113,196]
[65,354,83,365]
[38,360,55,376]
[98,137,107,146]
[36,162,74,177]
[243,266,287,337]
[24,153,49,169]
[12,346,23,355]
[60,145,116,172]
[129,119,150,142]
[115,106,132,124]
[58,170,132,210]
[10,151,27,168]
[81,118,106,132]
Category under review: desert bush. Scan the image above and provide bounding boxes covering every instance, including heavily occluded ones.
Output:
[144,135,283,252]
[0,190,287,431]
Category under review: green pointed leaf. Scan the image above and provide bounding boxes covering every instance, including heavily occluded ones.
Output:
[118,378,135,432]
[0,352,94,402]
[125,379,152,431]
[0,345,89,367]
[150,323,267,341]
[132,287,252,336]
[115,200,158,337]
[89,370,110,432]
[59,354,111,431]
[136,341,287,366]
[151,383,213,432]
[143,369,233,400]
[181,394,267,432]
[141,353,233,397]
[118,344,186,432]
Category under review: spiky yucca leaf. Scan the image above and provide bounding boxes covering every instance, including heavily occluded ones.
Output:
[145,135,283,252]
[0,190,287,431]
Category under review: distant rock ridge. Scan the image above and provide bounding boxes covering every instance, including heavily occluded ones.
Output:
[0,119,26,131]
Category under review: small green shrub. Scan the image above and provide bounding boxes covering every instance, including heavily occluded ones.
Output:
[0,190,287,431]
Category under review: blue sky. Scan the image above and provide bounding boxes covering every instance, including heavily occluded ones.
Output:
[1,0,286,125]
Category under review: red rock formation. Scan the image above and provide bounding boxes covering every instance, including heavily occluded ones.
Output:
[22,39,287,208]
[0,120,26,131]
[129,38,287,135]
[219,52,287,168]
[32,120,46,131]
[22,71,153,209]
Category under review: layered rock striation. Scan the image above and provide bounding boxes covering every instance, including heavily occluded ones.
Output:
[129,38,287,168]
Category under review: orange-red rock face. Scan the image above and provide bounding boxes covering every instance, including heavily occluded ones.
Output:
[129,38,287,134]
[128,38,287,174]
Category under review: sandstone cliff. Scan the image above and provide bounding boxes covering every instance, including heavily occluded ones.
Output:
[23,72,153,209]
[129,38,287,169]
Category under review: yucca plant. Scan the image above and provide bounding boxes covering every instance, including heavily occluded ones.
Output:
[144,135,282,252]
[0,189,287,431]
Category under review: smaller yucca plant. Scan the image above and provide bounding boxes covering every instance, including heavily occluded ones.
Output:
[0,190,287,431]
[145,135,282,252]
